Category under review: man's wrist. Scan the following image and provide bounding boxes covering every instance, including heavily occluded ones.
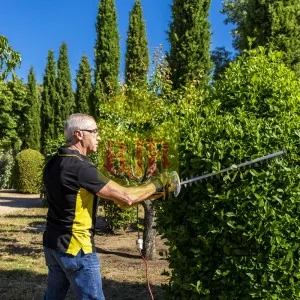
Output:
[152,179,163,192]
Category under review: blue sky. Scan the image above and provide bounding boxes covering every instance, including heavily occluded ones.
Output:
[1,0,233,84]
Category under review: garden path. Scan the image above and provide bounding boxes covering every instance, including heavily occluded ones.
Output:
[0,190,41,215]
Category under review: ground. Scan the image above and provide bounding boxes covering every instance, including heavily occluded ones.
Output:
[0,191,170,300]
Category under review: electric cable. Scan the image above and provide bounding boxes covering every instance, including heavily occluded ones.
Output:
[139,248,155,300]
[137,205,140,239]
[136,205,155,300]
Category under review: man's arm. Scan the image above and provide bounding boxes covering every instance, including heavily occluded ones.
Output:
[96,180,158,207]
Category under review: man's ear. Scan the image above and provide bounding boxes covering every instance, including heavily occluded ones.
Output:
[74,130,84,141]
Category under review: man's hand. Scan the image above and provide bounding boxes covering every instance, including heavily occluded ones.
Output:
[151,172,175,200]
[151,172,170,191]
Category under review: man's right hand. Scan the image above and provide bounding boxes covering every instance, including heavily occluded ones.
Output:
[151,172,176,200]
[151,172,171,192]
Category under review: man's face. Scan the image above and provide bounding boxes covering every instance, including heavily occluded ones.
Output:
[80,120,99,154]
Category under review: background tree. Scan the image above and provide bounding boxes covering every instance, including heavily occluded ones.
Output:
[23,67,41,151]
[0,81,21,149]
[0,35,21,80]
[222,0,300,75]
[41,50,56,153]
[56,42,74,133]
[168,0,213,89]
[75,55,93,115]
[211,46,233,80]
[125,0,149,88]
[94,0,120,108]
[7,77,27,150]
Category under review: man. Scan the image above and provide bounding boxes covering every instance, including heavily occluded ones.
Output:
[43,113,170,300]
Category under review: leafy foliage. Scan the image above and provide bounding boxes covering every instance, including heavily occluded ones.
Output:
[0,78,27,150]
[14,149,45,194]
[7,77,27,149]
[43,134,66,158]
[96,54,179,231]
[23,67,41,151]
[157,48,300,298]
[75,55,93,115]
[211,46,233,81]
[96,86,178,232]
[94,0,120,102]
[125,0,149,87]
[168,0,213,89]
[41,50,56,154]
[0,35,21,80]
[221,0,300,75]
[0,149,14,189]
[56,42,74,133]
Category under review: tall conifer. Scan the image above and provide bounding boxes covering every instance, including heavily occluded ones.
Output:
[23,67,41,150]
[168,0,213,89]
[75,55,93,115]
[6,77,26,149]
[56,42,74,132]
[94,0,120,104]
[41,50,56,153]
[125,0,149,87]
[222,0,300,75]
[0,81,18,148]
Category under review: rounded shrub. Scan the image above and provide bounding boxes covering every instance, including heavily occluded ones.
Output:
[157,48,300,299]
[15,149,45,194]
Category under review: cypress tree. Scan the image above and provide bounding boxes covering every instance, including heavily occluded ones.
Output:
[56,42,74,132]
[94,0,120,101]
[41,50,56,153]
[0,82,21,149]
[125,0,149,87]
[7,76,28,149]
[168,0,213,89]
[5,77,26,150]
[75,55,93,115]
[222,0,300,75]
[23,67,41,151]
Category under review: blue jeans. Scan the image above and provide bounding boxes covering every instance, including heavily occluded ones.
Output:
[43,247,105,300]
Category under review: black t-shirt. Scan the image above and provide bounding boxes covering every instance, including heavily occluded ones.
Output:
[43,147,109,255]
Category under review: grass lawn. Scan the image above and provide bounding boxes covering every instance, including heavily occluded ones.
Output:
[0,207,169,300]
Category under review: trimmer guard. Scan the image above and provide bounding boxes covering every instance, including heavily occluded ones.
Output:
[170,171,181,197]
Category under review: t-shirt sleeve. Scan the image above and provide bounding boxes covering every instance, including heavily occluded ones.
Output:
[78,164,110,194]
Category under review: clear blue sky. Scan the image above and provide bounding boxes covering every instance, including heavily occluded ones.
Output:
[1,0,233,84]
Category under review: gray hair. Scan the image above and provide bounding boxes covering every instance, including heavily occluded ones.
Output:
[64,113,95,145]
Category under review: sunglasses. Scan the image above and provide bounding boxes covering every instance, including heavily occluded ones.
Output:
[78,128,98,134]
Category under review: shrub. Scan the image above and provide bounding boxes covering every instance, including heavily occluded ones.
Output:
[157,48,300,299]
[99,197,136,233]
[15,149,45,194]
[0,149,14,189]
[43,134,65,157]
[96,82,178,234]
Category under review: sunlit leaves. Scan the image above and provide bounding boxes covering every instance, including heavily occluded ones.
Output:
[157,47,300,298]
[0,36,21,80]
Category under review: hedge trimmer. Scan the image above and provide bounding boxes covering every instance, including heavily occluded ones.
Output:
[153,149,286,199]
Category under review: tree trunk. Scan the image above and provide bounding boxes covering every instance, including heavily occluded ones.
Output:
[142,200,156,260]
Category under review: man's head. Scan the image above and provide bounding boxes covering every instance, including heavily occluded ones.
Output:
[64,113,99,154]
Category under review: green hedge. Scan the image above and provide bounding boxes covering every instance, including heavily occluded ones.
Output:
[15,149,45,194]
[158,48,300,299]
